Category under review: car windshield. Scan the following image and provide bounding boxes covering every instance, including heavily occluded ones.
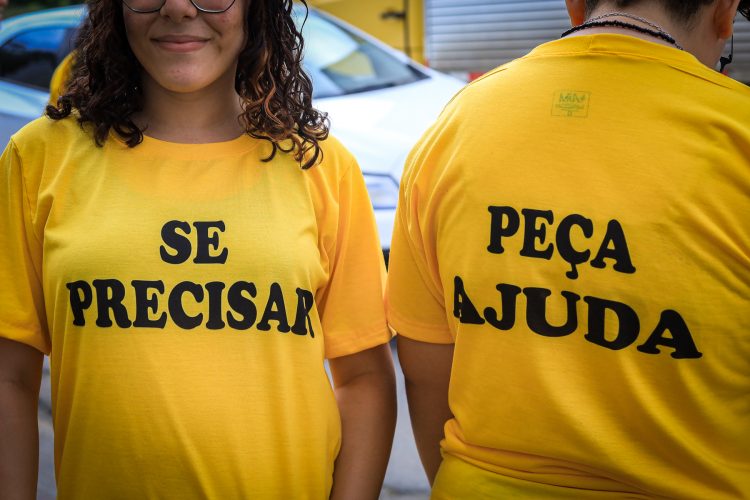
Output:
[297,10,426,98]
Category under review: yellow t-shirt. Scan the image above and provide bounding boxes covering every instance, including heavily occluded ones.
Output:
[386,34,750,499]
[0,116,390,499]
[48,51,75,106]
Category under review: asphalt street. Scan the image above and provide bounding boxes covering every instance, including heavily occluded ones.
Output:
[36,346,431,499]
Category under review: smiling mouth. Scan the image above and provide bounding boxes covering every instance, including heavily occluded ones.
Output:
[153,36,210,52]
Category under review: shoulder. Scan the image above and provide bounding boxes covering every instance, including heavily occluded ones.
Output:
[439,59,517,115]
[704,74,750,107]
[305,133,359,182]
[12,114,89,156]
[414,62,512,146]
[318,134,356,168]
[8,115,94,191]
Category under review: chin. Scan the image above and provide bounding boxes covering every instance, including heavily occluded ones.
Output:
[155,74,215,94]
[165,83,212,94]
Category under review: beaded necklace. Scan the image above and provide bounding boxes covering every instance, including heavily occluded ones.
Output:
[561,12,684,51]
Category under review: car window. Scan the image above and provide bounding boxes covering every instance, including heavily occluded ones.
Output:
[0,27,72,89]
[300,12,427,98]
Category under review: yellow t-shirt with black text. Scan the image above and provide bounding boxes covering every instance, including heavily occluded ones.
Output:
[387,35,750,499]
[0,116,390,498]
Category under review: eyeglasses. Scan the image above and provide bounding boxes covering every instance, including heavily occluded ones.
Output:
[122,0,236,14]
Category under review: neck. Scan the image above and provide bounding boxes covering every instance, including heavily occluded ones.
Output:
[570,5,721,68]
[136,70,245,144]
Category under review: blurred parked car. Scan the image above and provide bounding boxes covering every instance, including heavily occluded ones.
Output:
[0,5,464,253]
[0,6,74,145]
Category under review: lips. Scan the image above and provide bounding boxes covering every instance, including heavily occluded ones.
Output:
[153,34,210,52]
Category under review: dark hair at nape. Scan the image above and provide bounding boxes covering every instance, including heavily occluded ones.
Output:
[46,0,329,170]
[585,0,750,22]
[740,0,750,20]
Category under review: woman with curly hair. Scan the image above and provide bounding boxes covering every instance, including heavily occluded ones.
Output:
[0,0,396,498]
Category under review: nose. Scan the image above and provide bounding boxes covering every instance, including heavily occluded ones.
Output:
[160,0,198,20]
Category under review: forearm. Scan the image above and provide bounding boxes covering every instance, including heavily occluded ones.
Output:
[0,381,40,500]
[0,338,43,500]
[396,336,453,485]
[330,350,396,500]
[404,378,452,484]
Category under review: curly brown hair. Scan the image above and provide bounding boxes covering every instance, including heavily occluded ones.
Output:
[47,0,329,170]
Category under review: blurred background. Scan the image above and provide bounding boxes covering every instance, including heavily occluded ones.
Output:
[5,0,78,17]
[9,0,746,82]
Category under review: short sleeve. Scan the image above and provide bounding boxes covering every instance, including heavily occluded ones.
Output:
[385,144,454,344]
[0,140,50,354]
[317,160,391,359]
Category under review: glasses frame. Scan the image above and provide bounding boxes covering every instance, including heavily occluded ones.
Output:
[122,0,237,14]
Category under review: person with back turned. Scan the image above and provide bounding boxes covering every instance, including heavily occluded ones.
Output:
[387,0,750,498]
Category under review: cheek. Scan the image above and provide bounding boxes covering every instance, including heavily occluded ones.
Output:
[214,7,247,53]
[122,9,137,36]
[122,12,145,54]
[216,25,246,60]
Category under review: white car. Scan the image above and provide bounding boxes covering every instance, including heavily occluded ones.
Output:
[0,5,465,253]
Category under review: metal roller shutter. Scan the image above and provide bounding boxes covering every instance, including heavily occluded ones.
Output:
[424,0,571,73]
[730,21,750,83]
[424,0,750,83]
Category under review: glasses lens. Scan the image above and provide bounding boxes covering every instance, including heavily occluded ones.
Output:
[193,0,235,12]
[123,0,164,12]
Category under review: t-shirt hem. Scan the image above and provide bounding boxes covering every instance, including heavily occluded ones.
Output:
[0,319,51,355]
[324,320,393,359]
[386,307,454,344]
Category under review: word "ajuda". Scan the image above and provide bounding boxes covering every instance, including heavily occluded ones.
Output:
[454,277,701,359]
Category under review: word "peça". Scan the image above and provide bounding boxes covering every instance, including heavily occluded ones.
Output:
[487,206,636,280]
